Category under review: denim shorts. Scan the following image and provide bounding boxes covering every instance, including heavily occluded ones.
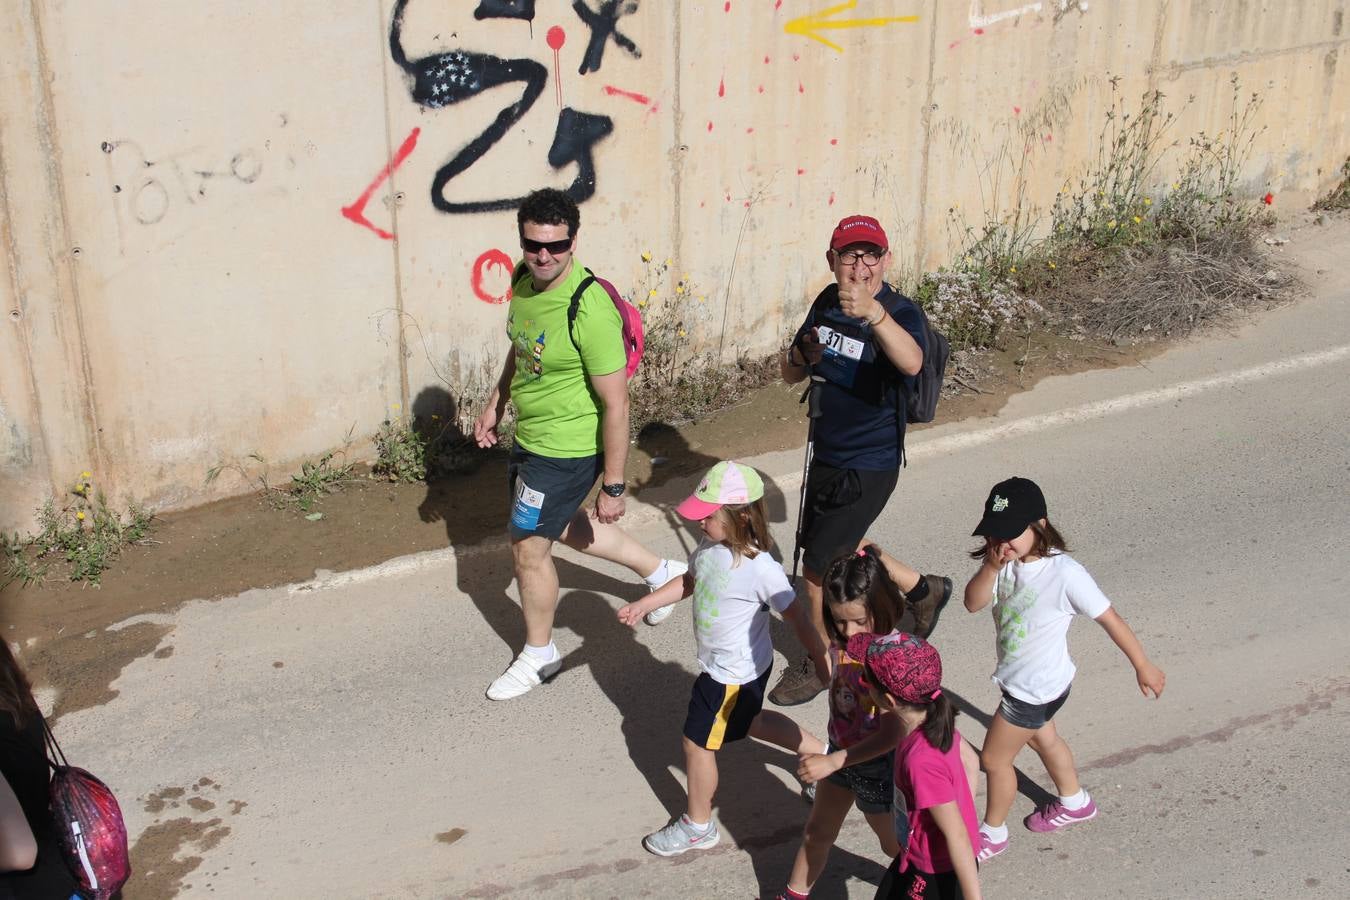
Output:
[824,749,895,814]
[998,685,1071,730]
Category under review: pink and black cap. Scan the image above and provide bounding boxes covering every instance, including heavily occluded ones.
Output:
[829,214,889,252]
[847,631,943,704]
[675,461,765,521]
[972,476,1047,541]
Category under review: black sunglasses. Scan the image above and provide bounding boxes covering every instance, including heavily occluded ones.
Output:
[521,236,574,255]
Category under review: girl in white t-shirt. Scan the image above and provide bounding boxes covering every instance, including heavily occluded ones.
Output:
[618,461,830,858]
[963,477,1166,862]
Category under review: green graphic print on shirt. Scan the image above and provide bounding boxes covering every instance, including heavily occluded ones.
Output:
[693,559,730,633]
[994,570,1037,654]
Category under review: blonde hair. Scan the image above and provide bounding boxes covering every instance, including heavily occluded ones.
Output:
[717,500,773,564]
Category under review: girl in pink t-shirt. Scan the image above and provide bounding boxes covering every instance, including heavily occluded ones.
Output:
[854,632,982,900]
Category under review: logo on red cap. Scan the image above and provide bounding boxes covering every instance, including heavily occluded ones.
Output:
[830,215,889,252]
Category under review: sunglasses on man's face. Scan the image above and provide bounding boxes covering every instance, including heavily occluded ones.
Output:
[521,236,574,255]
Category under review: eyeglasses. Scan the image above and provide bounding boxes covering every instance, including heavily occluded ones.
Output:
[835,248,883,266]
[521,236,574,255]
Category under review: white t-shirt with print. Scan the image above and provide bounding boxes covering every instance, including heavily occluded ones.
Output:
[989,552,1111,704]
[688,540,797,685]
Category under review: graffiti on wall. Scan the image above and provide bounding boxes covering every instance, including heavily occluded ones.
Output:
[784,1,919,53]
[389,0,638,215]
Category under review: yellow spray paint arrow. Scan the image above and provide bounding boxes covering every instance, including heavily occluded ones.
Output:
[784,1,920,53]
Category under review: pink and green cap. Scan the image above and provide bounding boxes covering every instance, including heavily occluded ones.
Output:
[676,461,765,521]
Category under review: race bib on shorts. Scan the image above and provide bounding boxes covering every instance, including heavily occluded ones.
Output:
[511,481,546,531]
[892,782,910,852]
[815,324,865,389]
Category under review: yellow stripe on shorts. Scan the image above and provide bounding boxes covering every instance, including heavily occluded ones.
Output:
[706,682,741,750]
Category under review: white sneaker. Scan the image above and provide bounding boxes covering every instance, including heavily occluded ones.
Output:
[485,650,561,700]
[644,559,688,625]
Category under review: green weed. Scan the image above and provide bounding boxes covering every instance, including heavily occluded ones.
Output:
[1313,156,1350,211]
[2,474,154,587]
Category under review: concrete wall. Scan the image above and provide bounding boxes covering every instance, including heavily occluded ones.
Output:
[2,0,1347,530]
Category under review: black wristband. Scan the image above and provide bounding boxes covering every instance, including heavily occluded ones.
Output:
[601,482,626,497]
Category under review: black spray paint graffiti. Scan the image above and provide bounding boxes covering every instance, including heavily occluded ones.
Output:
[573,0,641,75]
[100,139,264,227]
[390,0,637,214]
[474,0,535,21]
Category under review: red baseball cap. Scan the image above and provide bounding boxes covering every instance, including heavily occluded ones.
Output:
[830,215,889,252]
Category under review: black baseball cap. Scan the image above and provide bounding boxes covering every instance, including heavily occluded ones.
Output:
[972,477,1047,540]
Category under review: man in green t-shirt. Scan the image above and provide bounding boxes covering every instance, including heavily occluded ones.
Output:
[474,189,686,700]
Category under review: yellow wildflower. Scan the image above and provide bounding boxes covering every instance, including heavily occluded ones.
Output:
[81,470,92,479]
[392,403,401,411]
[675,285,685,294]
[77,511,85,521]
[697,296,706,303]
[638,300,647,308]
[678,329,687,337]
[1171,182,1179,190]
[641,251,652,262]
[1048,261,1057,269]
[1143,197,1152,205]
[648,289,658,298]
[664,258,673,267]
[1009,266,1017,274]
[1107,220,1117,229]
[1133,215,1141,224]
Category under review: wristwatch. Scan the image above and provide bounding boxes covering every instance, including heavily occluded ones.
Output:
[601,482,626,498]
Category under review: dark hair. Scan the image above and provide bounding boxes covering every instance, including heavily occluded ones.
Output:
[857,662,959,753]
[517,188,580,238]
[718,500,773,563]
[968,518,1068,561]
[821,546,904,648]
[0,640,40,729]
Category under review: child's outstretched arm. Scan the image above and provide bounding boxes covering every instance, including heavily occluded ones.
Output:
[929,801,983,900]
[964,542,1009,613]
[781,600,830,685]
[858,540,921,594]
[797,709,904,784]
[1094,607,1166,698]
[616,573,693,627]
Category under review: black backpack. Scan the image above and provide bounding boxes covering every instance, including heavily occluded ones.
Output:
[903,301,950,425]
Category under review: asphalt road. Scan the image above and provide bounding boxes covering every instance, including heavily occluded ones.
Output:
[57,224,1350,899]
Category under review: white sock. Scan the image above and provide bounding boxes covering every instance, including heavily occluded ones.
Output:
[980,822,1008,842]
[1059,788,1089,811]
[523,642,559,662]
[643,560,672,587]
[683,815,711,832]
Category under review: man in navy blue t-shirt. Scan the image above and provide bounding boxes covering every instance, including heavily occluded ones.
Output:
[770,214,949,706]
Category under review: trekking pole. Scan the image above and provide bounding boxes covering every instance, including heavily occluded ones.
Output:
[790,375,825,586]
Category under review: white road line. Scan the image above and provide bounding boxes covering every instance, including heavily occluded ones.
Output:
[287,343,1350,594]
[908,343,1350,460]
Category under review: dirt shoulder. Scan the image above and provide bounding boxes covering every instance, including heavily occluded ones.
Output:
[5,210,1340,721]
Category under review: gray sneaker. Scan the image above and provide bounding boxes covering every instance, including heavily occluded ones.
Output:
[642,815,720,857]
[768,656,826,707]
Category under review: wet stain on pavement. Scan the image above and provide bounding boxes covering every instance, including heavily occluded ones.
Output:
[1083,678,1350,771]
[437,827,468,845]
[129,816,231,900]
[29,621,173,722]
[143,786,186,813]
[154,645,174,659]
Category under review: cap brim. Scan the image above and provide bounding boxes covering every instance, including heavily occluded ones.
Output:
[676,495,721,521]
[971,516,1028,541]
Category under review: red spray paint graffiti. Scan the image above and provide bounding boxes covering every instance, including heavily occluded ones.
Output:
[547,26,566,106]
[341,127,421,240]
[472,248,516,304]
[602,85,650,104]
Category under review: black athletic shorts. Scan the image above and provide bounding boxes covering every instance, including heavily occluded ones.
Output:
[875,859,964,900]
[683,668,772,751]
[801,461,899,574]
[507,445,603,541]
